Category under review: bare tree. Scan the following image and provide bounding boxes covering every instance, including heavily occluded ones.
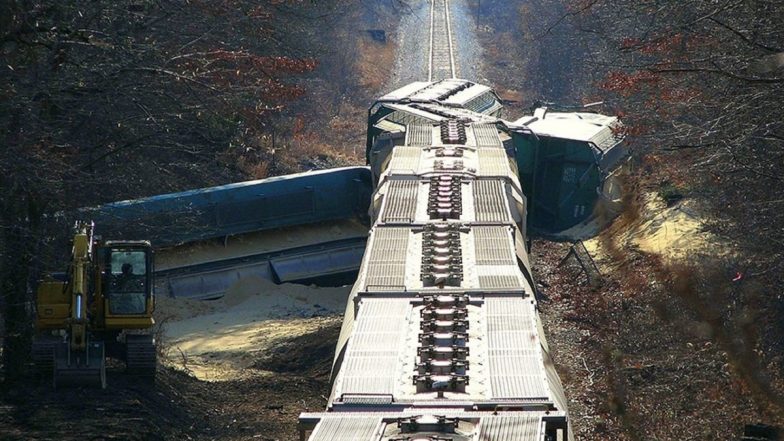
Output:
[0,0,353,380]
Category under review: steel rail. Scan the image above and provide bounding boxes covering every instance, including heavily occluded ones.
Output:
[428,0,435,81]
[444,0,456,78]
[428,0,456,82]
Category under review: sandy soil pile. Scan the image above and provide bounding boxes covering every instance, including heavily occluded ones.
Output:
[156,219,368,271]
[155,277,351,381]
[583,192,730,266]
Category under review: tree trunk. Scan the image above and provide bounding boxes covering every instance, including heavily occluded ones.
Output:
[0,198,36,383]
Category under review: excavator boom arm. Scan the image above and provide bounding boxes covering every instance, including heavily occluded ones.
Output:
[69,223,93,350]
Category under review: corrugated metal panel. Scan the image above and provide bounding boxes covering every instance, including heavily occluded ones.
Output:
[442,83,489,104]
[462,92,503,116]
[479,275,522,289]
[365,264,407,290]
[375,119,405,133]
[387,109,440,126]
[475,261,525,290]
[341,359,396,393]
[409,103,497,124]
[382,180,418,222]
[464,92,497,114]
[338,300,409,396]
[473,181,509,223]
[473,123,503,147]
[487,309,533,332]
[474,226,515,265]
[389,147,422,173]
[488,350,549,399]
[486,298,551,400]
[590,125,620,152]
[340,395,393,405]
[478,149,511,176]
[309,417,379,441]
[411,79,468,101]
[364,228,409,290]
[486,298,534,334]
[478,415,544,440]
[406,124,433,146]
[483,101,504,117]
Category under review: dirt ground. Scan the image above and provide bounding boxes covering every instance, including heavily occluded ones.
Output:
[532,190,783,439]
[156,278,349,381]
[0,322,339,441]
[0,254,350,440]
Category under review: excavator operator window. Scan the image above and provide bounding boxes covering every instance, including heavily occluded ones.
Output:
[107,250,148,315]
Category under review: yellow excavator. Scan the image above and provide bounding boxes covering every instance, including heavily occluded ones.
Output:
[31,221,156,388]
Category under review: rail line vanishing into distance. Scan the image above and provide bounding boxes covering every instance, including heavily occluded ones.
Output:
[428,0,457,81]
[296,1,576,439]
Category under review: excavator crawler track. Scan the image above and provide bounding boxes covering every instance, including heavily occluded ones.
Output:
[125,334,156,378]
[31,337,58,384]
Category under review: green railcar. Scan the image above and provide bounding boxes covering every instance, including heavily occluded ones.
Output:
[512,108,627,233]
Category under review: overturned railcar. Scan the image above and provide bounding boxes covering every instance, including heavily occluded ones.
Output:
[512,109,626,233]
[299,79,574,441]
[80,167,374,299]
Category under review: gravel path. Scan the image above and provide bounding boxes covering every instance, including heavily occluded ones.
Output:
[389,0,430,88]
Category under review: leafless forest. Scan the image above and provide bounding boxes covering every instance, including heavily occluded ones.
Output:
[480,0,784,437]
[0,0,378,377]
[2,0,784,439]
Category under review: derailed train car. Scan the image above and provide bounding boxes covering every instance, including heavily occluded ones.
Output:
[298,79,575,441]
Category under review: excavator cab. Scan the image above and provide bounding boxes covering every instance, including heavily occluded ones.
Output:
[101,242,154,327]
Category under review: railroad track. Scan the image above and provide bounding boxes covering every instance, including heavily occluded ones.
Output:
[428,0,456,81]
